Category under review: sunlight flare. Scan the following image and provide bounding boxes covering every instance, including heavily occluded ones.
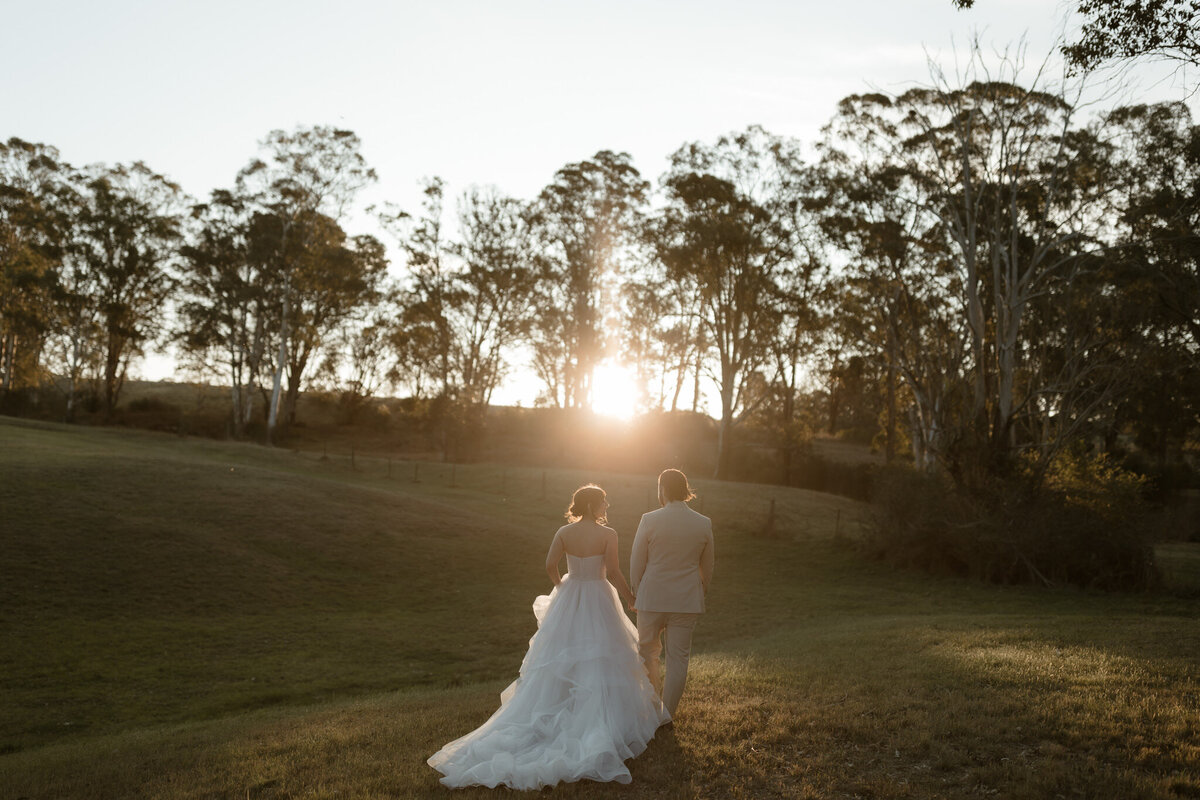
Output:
[590,362,640,420]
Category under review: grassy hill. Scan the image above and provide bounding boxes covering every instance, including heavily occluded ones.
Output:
[1,416,1197,799]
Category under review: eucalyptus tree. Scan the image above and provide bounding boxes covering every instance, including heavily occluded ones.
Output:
[26,163,105,422]
[0,138,71,394]
[237,125,375,441]
[817,94,963,468]
[72,162,184,417]
[49,239,104,422]
[766,158,829,478]
[621,276,687,412]
[278,215,387,425]
[833,46,1125,485]
[383,181,538,416]
[315,295,400,421]
[654,126,806,479]
[452,186,539,408]
[530,150,650,409]
[1105,101,1200,364]
[954,0,1200,70]
[1100,101,1200,465]
[178,188,269,436]
[379,177,456,401]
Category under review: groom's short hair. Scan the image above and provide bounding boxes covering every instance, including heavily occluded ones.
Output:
[658,469,695,503]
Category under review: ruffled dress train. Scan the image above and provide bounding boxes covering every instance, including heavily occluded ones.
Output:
[428,554,670,789]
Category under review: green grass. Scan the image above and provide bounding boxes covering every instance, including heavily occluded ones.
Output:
[1,415,1198,799]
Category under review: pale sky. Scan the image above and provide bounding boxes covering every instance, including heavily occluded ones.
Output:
[4,0,1194,406]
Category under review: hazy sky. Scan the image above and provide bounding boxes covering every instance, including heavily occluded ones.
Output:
[4,0,1195,399]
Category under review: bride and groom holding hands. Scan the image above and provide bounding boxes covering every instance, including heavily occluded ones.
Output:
[429,468,716,790]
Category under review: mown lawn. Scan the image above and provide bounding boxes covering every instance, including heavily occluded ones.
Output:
[1,415,1197,799]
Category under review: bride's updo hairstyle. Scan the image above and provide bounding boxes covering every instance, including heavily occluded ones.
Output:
[566,484,607,524]
[658,468,696,503]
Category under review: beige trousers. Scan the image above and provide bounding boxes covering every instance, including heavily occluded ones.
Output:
[636,610,699,716]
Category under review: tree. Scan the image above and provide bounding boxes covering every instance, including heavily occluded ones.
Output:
[953,0,1200,70]
[380,178,455,401]
[1100,101,1200,467]
[279,214,387,425]
[237,126,376,442]
[382,181,537,455]
[0,138,70,396]
[73,162,184,417]
[836,44,1125,485]
[817,94,962,468]
[655,126,806,479]
[452,186,538,408]
[620,275,697,412]
[178,188,268,437]
[530,151,649,410]
[765,160,829,479]
[314,296,400,424]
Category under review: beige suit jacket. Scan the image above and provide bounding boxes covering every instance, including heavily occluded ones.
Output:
[630,500,714,614]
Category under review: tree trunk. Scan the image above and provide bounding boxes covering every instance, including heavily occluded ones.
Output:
[670,351,686,412]
[284,365,304,426]
[715,412,734,480]
[885,319,896,465]
[781,369,796,485]
[267,279,291,444]
[714,373,735,480]
[102,331,123,419]
[1,331,14,392]
[65,371,76,423]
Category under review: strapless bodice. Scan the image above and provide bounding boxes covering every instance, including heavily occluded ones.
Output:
[566,553,606,581]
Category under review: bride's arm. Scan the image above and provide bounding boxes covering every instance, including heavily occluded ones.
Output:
[603,530,636,609]
[545,529,565,587]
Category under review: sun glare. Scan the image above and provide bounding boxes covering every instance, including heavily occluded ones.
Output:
[590,362,640,420]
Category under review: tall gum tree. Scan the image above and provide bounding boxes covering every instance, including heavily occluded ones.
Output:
[655,126,806,480]
[73,162,184,417]
[0,139,73,396]
[237,126,375,443]
[179,188,264,437]
[531,150,649,410]
[843,44,1123,485]
[452,186,538,409]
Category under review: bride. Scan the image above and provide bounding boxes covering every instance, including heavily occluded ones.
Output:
[428,484,670,789]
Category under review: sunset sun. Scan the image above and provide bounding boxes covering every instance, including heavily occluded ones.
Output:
[590,362,640,420]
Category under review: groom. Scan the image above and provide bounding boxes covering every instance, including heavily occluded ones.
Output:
[630,468,714,717]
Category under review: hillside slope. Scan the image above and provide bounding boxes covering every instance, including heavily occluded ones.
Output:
[1,417,1197,799]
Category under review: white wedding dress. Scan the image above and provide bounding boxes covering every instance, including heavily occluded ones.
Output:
[428,554,670,789]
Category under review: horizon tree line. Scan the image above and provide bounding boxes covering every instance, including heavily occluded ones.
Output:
[2,40,1197,485]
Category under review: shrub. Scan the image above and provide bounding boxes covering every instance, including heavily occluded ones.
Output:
[120,396,183,432]
[867,459,1158,591]
[787,454,876,501]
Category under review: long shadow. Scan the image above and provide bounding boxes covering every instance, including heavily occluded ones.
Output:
[860,612,1199,798]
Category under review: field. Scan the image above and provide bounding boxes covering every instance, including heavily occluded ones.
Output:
[1,415,1198,799]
